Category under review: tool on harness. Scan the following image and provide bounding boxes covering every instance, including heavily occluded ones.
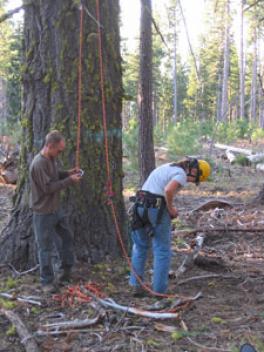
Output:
[128,191,166,237]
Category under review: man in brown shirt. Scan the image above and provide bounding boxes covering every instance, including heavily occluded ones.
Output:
[30,130,81,293]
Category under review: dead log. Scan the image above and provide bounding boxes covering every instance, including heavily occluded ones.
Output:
[248,153,264,163]
[256,163,264,172]
[0,309,40,352]
[225,150,236,163]
[214,143,252,155]
[1,169,18,184]
[192,199,234,212]
[0,150,19,184]
[170,233,205,279]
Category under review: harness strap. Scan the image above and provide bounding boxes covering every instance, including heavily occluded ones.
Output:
[131,191,166,232]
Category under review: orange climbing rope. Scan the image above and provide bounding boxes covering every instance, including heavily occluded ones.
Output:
[94,0,183,300]
[75,0,191,302]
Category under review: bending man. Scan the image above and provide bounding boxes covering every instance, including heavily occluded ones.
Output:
[129,157,211,296]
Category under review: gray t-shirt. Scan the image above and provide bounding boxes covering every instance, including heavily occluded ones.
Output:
[142,163,187,196]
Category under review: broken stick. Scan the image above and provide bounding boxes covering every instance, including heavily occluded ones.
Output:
[0,309,40,352]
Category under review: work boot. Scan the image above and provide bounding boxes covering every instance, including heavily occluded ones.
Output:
[131,285,146,298]
[41,283,58,294]
[57,267,72,285]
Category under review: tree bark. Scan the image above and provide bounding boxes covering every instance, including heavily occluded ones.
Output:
[138,0,155,185]
[250,24,258,123]
[0,0,126,269]
[220,0,230,122]
[239,0,245,119]
[172,2,177,124]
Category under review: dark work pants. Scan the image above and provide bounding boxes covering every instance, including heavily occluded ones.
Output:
[33,210,74,285]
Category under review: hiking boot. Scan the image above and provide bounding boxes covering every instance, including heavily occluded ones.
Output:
[57,268,72,285]
[131,286,146,298]
[41,283,58,294]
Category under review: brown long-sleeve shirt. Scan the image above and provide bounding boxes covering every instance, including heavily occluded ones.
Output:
[30,153,72,213]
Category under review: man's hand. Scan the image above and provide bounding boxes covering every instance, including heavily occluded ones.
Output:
[69,173,82,183]
[164,180,181,219]
[68,168,80,176]
[167,206,178,219]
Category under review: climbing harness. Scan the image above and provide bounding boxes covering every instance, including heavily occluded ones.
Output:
[129,190,166,237]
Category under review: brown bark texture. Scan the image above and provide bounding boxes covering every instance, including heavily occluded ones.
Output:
[138,0,155,186]
[0,0,126,269]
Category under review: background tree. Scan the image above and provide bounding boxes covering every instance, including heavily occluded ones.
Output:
[138,0,155,185]
[220,0,230,122]
[239,0,245,120]
[0,0,126,269]
[0,0,21,134]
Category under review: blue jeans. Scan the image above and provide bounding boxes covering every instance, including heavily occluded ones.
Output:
[33,210,74,285]
[129,206,171,293]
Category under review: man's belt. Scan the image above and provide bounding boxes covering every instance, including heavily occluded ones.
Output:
[135,190,165,208]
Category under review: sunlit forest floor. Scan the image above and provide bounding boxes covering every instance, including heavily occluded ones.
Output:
[1,141,264,351]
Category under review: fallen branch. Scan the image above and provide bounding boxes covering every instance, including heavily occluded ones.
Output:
[41,315,101,332]
[178,273,240,285]
[175,227,264,235]
[36,329,102,340]
[144,291,202,312]
[0,292,42,306]
[172,233,205,279]
[82,287,179,319]
[0,309,40,352]
[6,264,39,277]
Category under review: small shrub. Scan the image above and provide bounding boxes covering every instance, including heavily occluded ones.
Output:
[252,128,264,142]
[214,120,253,143]
[6,325,16,337]
[6,277,17,290]
[0,298,16,310]
[211,316,225,324]
[233,155,251,166]
[166,119,201,157]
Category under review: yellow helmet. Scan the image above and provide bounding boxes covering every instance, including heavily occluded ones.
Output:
[198,159,211,182]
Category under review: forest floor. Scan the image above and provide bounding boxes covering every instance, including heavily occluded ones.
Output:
[1,141,264,351]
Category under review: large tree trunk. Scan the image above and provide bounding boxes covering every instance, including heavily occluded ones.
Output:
[0,0,126,269]
[138,0,155,186]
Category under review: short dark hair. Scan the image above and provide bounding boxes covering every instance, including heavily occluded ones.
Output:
[45,130,64,146]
